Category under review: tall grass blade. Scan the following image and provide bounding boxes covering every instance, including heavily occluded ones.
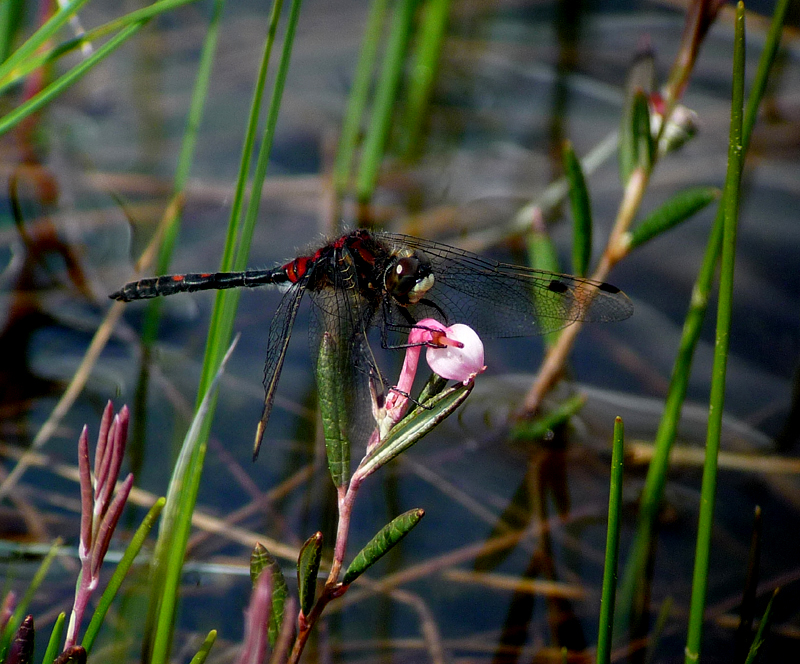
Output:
[684,6,746,661]
[596,417,624,664]
[0,540,60,658]
[188,631,217,664]
[0,22,146,138]
[743,589,778,664]
[333,0,391,196]
[616,0,791,637]
[144,338,238,664]
[400,0,451,157]
[355,0,417,201]
[42,612,66,664]
[82,498,166,653]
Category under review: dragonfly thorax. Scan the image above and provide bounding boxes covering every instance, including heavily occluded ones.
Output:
[384,252,435,305]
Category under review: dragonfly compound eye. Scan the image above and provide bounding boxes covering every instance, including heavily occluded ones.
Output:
[385,255,435,305]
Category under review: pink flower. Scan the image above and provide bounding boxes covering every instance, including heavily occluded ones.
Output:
[372,319,485,445]
[422,322,486,385]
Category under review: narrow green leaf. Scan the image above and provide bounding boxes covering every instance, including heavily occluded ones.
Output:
[563,141,592,278]
[0,21,146,138]
[0,0,92,86]
[355,0,417,201]
[0,0,200,95]
[360,382,472,477]
[250,542,271,585]
[617,0,792,640]
[685,6,746,661]
[510,394,586,441]
[618,49,655,185]
[82,498,165,653]
[333,0,391,194]
[42,613,66,664]
[744,589,778,664]
[633,90,655,171]
[316,332,351,486]
[413,373,448,407]
[597,417,625,664]
[619,88,653,185]
[250,544,288,648]
[297,533,323,616]
[627,186,720,251]
[0,539,60,658]
[399,0,451,157]
[146,338,238,664]
[527,227,562,348]
[342,509,425,585]
[188,631,217,664]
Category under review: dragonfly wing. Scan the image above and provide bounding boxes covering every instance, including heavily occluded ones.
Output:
[253,276,308,460]
[379,233,633,337]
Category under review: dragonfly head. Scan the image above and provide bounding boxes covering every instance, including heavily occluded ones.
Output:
[385,251,434,305]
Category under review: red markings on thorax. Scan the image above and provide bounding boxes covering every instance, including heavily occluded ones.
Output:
[284,256,312,283]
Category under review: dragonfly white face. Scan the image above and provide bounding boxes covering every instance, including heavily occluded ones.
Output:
[384,251,435,306]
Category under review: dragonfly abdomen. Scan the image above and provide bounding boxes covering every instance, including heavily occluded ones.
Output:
[109,268,286,302]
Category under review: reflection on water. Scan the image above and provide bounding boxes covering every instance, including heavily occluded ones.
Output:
[1,0,799,660]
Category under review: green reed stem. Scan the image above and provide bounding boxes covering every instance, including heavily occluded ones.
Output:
[141,0,227,349]
[685,5,745,662]
[597,417,624,664]
[355,0,416,202]
[0,0,200,94]
[0,21,145,137]
[400,0,450,157]
[616,0,791,637]
[333,0,391,195]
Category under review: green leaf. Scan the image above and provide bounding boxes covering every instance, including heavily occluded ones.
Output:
[342,509,425,585]
[355,0,417,201]
[359,382,473,477]
[596,417,625,664]
[250,543,288,648]
[744,589,778,664]
[619,88,654,184]
[685,5,747,658]
[509,394,586,441]
[0,539,60,658]
[563,141,592,278]
[628,186,720,251]
[527,227,562,348]
[83,497,165,653]
[42,613,66,664]
[413,373,449,406]
[297,533,323,616]
[316,332,351,486]
[188,630,217,664]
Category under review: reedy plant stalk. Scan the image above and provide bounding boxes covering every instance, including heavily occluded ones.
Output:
[684,5,746,661]
[520,0,729,418]
[615,0,791,634]
[355,0,417,202]
[139,0,228,349]
[596,417,624,664]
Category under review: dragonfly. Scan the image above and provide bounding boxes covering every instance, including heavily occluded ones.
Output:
[111,230,633,458]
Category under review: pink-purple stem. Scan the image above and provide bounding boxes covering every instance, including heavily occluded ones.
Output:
[65,402,132,649]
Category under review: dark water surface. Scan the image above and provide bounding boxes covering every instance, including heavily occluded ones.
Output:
[1,0,800,661]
